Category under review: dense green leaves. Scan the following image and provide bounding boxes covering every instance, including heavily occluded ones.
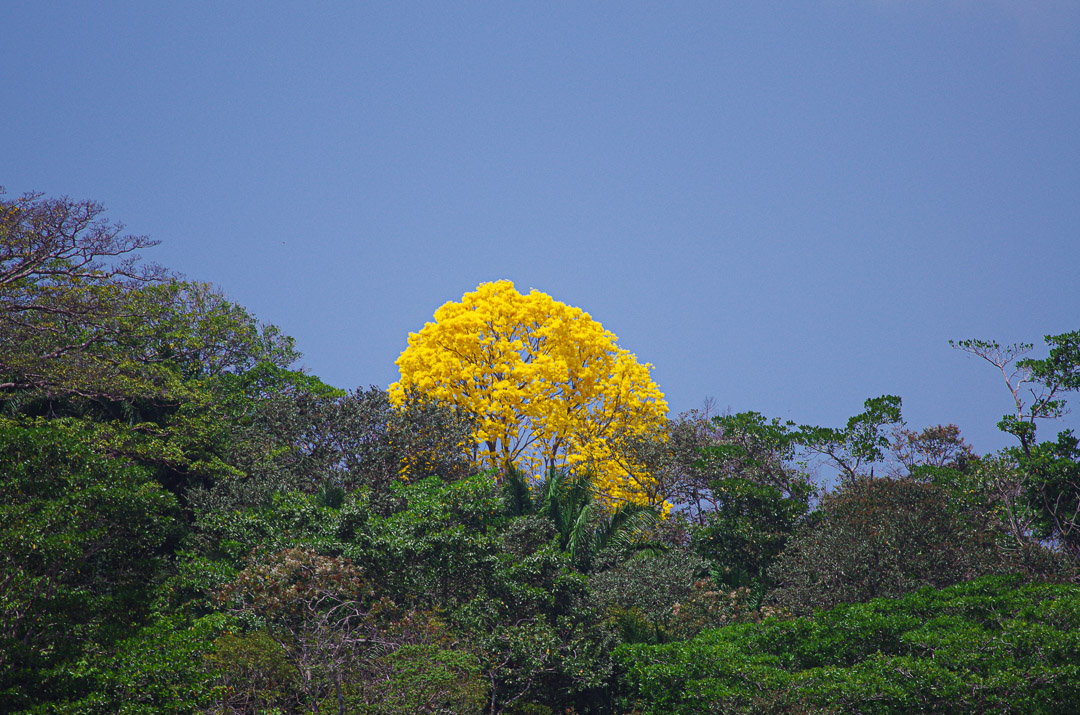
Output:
[691,477,810,594]
[1017,430,1080,565]
[0,421,178,708]
[5,191,1079,714]
[617,576,1080,714]
[769,476,1001,614]
[56,614,228,715]
[589,550,710,643]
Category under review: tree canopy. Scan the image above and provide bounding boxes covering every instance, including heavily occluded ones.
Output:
[4,188,1080,715]
[390,280,668,506]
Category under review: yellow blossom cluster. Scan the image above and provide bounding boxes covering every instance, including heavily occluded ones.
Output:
[389,280,668,507]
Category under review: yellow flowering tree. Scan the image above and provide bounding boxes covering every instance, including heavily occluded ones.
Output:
[390,280,668,507]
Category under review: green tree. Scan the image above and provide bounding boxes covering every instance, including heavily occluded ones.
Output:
[588,549,711,644]
[689,411,815,596]
[502,465,661,572]
[354,643,486,714]
[0,421,177,709]
[1,190,298,412]
[768,476,1000,615]
[796,395,903,483]
[951,332,1080,451]
[193,474,616,714]
[954,330,1080,566]
[57,613,229,715]
[1020,430,1080,565]
[0,188,164,403]
[196,385,473,517]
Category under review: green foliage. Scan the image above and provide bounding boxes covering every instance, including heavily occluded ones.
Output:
[669,412,812,596]
[353,476,504,608]
[532,466,662,572]
[955,330,1080,568]
[952,331,1080,451]
[616,575,1080,714]
[2,286,325,510]
[196,386,473,518]
[0,421,178,709]
[179,473,614,711]
[1,190,164,405]
[589,550,711,643]
[52,614,228,715]
[1020,331,1080,389]
[2,267,299,413]
[769,476,1001,615]
[1017,430,1080,565]
[704,411,805,477]
[1,193,329,509]
[797,395,904,482]
[500,462,535,518]
[625,408,812,531]
[691,476,811,594]
[206,628,299,714]
[351,644,486,714]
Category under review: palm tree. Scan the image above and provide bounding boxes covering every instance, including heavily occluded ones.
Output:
[500,463,662,570]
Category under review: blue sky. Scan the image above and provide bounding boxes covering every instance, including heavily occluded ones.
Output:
[3,1,1078,457]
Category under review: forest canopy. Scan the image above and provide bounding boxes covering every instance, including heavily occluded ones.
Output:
[391,279,668,507]
[2,189,1079,715]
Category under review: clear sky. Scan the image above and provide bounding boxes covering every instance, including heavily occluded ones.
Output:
[3,1,1078,457]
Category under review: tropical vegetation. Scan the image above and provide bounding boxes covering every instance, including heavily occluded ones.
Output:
[2,188,1079,714]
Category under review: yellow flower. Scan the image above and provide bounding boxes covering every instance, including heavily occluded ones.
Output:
[391,280,668,507]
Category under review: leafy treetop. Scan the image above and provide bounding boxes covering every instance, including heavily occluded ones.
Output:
[391,280,668,507]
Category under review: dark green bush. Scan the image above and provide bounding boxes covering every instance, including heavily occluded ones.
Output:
[769,476,1002,614]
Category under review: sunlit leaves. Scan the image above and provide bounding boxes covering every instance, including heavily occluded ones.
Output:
[0,421,177,707]
[617,576,1080,714]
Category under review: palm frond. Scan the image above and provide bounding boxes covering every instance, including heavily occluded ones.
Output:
[566,466,596,516]
[595,503,662,556]
[536,463,664,569]
[567,501,595,563]
[539,466,565,531]
[500,461,534,516]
